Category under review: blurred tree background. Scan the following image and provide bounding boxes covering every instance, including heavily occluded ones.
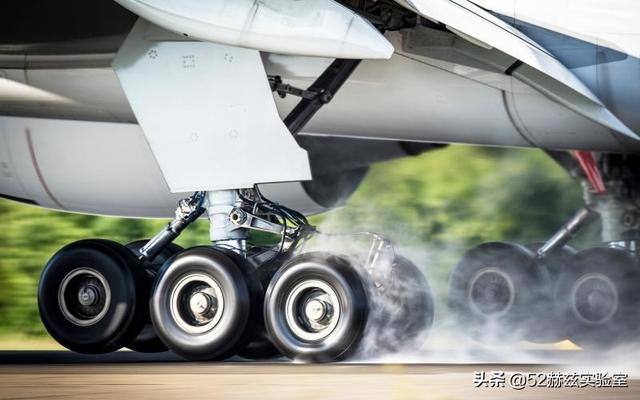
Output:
[0,145,599,340]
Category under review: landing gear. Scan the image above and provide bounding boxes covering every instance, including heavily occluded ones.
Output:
[522,242,575,343]
[236,254,285,360]
[449,241,574,344]
[38,187,435,362]
[450,153,640,350]
[448,210,640,348]
[448,242,542,342]
[264,252,368,362]
[556,247,640,349]
[125,239,183,353]
[38,239,147,353]
[263,247,435,361]
[150,247,262,360]
[370,255,434,353]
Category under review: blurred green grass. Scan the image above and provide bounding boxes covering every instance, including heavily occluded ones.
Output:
[0,145,598,344]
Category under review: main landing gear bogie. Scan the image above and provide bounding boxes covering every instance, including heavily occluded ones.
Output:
[448,153,640,350]
[37,189,435,362]
[449,241,640,350]
[449,209,640,350]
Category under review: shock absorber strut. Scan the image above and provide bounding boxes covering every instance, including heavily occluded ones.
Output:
[138,191,207,261]
[207,190,248,252]
[537,207,595,258]
[537,151,603,259]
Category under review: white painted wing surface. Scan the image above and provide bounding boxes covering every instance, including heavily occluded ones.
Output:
[114,0,393,59]
[396,0,638,139]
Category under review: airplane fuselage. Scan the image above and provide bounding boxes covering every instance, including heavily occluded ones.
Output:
[0,0,639,217]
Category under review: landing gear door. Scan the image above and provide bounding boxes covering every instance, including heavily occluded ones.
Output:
[113,20,311,192]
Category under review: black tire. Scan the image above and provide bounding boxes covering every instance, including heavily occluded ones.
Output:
[369,255,434,353]
[556,247,640,350]
[38,239,146,354]
[125,240,183,353]
[235,253,284,360]
[236,332,280,360]
[521,242,576,343]
[448,242,543,343]
[264,252,368,362]
[150,246,262,361]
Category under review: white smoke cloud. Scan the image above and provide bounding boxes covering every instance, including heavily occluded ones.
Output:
[301,205,640,378]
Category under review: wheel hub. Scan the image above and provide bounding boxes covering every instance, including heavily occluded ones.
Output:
[305,298,329,322]
[572,273,618,324]
[469,268,515,317]
[285,279,341,341]
[77,285,98,306]
[58,268,111,326]
[189,291,217,318]
[170,273,224,334]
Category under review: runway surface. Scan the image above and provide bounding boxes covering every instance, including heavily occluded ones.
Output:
[0,351,638,400]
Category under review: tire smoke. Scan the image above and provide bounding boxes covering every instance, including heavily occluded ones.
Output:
[302,206,640,377]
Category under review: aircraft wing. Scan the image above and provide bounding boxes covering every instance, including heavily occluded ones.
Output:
[395,0,638,139]
[115,0,636,139]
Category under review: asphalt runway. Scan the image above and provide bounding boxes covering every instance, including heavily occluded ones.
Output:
[0,351,638,400]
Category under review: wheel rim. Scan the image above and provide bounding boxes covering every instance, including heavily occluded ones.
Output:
[169,273,225,334]
[58,268,111,326]
[571,273,618,325]
[284,279,341,342]
[468,268,515,317]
